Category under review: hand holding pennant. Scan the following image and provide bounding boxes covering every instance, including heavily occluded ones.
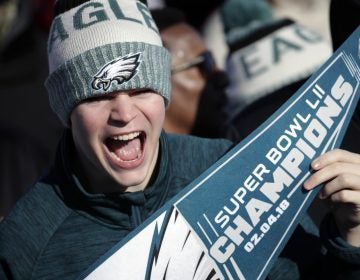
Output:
[80,27,360,280]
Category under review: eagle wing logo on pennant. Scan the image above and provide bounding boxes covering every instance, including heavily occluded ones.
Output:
[91,53,141,91]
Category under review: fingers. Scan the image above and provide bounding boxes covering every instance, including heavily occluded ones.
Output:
[311,149,360,171]
[304,162,360,190]
[319,173,360,198]
[303,149,360,190]
[304,149,360,246]
[323,188,360,205]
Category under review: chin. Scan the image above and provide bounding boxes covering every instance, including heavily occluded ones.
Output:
[110,170,148,192]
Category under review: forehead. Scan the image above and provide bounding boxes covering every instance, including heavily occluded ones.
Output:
[160,23,207,63]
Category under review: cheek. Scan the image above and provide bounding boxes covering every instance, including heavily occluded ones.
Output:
[143,97,166,130]
[153,107,166,129]
[154,104,166,126]
[71,107,102,145]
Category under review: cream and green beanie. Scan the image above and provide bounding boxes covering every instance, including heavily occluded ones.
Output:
[45,0,171,125]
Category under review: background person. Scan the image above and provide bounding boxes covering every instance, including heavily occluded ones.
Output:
[0,0,63,218]
[151,7,230,138]
[0,0,359,279]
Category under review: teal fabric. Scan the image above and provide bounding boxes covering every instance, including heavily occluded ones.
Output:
[0,131,232,279]
[220,0,273,33]
[0,131,359,279]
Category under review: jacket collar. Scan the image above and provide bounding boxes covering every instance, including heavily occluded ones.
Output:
[51,129,170,228]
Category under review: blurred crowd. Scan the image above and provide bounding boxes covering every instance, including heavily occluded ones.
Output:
[0,0,359,223]
[0,0,63,217]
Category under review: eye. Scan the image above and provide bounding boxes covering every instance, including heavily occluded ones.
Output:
[100,71,108,78]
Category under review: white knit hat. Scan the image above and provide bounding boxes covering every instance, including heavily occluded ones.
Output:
[45,0,171,125]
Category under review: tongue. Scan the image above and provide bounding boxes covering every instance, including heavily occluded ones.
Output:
[108,138,142,161]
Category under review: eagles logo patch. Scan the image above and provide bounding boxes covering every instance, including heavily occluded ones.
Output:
[91,53,141,91]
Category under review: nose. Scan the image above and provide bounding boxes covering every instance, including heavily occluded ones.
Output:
[108,94,136,124]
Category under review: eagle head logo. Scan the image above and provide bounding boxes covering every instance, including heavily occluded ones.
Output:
[91,53,141,91]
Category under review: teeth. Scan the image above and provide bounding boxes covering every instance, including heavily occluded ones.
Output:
[111,131,141,141]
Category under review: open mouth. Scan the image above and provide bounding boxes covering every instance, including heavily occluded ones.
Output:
[104,131,145,164]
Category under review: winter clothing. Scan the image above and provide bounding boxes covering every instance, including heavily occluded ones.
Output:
[1,131,360,279]
[0,131,231,279]
[45,0,171,126]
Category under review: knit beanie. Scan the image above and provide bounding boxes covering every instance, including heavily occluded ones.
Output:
[223,19,332,118]
[45,0,171,126]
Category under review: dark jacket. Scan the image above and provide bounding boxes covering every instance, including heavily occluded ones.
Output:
[1,131,360,279]
[0,131,232,279]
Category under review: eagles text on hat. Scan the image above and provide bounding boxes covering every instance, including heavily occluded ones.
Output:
[48,0,158,52]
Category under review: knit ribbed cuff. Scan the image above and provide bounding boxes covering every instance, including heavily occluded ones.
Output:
[45,41,171,126]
